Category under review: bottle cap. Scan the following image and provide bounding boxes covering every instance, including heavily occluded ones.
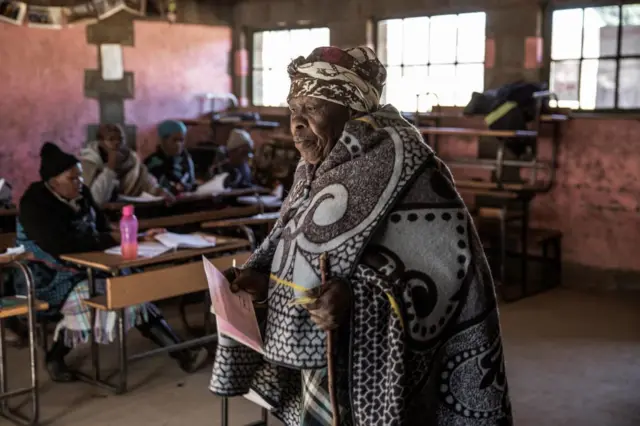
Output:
[122,205,134,216]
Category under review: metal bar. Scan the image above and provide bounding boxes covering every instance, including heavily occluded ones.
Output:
[0,387,35,401]
[520,199,530,297]
[238,225,257,251]
[127,334,218,363]
[0,318,6,413]
[614,4,623,108]
[24,263,39,424]
[74,372,118,393]
[88,268,100,382]
[221,397,229,426]
[117,309,128,394]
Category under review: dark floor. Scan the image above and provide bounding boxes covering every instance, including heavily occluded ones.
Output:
[3,288,640,425]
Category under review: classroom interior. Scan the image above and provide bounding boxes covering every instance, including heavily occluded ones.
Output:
[0,0,639,425]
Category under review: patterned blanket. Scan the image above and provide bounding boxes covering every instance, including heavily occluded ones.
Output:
[210,105,512,425]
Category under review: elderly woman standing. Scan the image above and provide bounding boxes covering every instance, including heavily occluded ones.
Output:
[210,47,512,426]
[145,120,196,195]
[80,123,171,205]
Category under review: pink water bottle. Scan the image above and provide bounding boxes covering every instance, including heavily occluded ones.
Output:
[120,205,138,260]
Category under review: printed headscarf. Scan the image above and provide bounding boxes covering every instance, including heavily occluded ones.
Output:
[287,46,387,113]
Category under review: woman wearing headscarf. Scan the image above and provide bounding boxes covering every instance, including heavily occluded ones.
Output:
[17,143,207,382]
[145,120,196,195]
[209,128,255,189]
[210,46,512,426]
[80,123,172,205]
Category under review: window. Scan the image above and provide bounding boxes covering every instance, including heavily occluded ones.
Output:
[252,28,330,107]
[377,12,486,112]
[550,3,640,110]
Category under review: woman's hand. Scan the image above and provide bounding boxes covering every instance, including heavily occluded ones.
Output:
[303,278,351,331]
[224,267,269,302]
[142,228,167,242]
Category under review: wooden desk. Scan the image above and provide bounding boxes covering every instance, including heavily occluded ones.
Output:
[419,126,537,138]
[61,235,250,274]
[134,205,260,230]
[0,208,16,217]
[0,297,48,319]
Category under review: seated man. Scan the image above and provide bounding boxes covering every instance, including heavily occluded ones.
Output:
[209,128,255,189]
[145,120,196,195]
[17,142,207,382]
[80,123,171,205]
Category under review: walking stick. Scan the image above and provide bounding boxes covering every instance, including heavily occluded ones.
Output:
[319,252,339,426]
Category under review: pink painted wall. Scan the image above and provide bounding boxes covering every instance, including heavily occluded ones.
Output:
[124,21,231,158]
[0,25,98,197]
[0,21,231,197]
[434,118,640,272]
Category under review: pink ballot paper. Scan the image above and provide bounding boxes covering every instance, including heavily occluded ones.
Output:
[202,257,264,353]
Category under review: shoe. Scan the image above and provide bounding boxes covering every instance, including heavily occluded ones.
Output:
[178,347,209,373]
[45,339,76,383]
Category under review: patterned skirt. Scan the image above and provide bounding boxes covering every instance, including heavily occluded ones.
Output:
[55,278,159,348]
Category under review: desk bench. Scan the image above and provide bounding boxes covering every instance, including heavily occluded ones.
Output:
[202,212,280,250]
[0,257,49,425]
[61,237,250,394]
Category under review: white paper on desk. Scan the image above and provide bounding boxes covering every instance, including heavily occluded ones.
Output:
[154,232,216,249]
[195,173,229,195]
[271,184,284,200]
[202,257,263,353]
[105,242,172,258]
[237,195,282,208]
[3,245,25,256]
[118,192,164,203]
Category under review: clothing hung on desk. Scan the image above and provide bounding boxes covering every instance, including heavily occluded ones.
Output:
[15,182,157,346]
[209,105,512,426]
[80,141,159,205]
[145,147,196,195]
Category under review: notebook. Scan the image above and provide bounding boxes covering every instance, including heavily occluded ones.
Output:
[118,192,164,203]
[203,257,263,354]
[154,233,216,249]
[105,242,172,258]
[195,173,229,195]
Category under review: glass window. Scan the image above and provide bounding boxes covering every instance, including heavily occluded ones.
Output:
[377,12,486,111]
[550,4,640,110]
[252,28,330,107]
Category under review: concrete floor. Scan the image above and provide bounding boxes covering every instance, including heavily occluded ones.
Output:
[2,288,640,426]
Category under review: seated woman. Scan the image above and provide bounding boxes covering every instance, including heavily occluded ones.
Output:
[145,120,196,195]
[17,142,207,382]
[80,123,171,205]
[210,47,512,425]
[209,128,255,189]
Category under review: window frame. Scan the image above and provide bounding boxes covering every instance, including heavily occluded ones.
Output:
[543,0,640,114]
[373,9,488,111]
[248,25,331,107]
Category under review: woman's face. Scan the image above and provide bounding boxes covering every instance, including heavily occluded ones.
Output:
[289,96,351,165]
[99,129,129,163]
[50,164,84,200]
[161,132,185,157]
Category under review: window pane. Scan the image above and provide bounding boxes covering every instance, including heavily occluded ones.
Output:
[402,17,430,65]
[261,68,289,107]
[580,59,616,110]
[618,59,640,109]
[429,14,457,64]
[383,66,403,108]
[252,70,263,106]
[262,30,292,69]
[382,19,403,66]
[621,4,640,55]
[403,65,429,111]
[253,31,264,69]
[550,60,580,108]
[583,6,619,58]
[551,9,583,60]
[455,64,484,106]
[457,12,486,63]
[429,64,457,106]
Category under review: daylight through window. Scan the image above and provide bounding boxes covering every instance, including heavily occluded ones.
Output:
[550,4,640,110]
[252,28,330,107]
[377,12,486,112]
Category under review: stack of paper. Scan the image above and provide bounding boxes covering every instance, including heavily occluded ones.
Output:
[118,192,164,203]
[105,242,172,258]
[195,173,229,195]
[237,195,283,208]
[154,233,216,249]
[203,257,263,353]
